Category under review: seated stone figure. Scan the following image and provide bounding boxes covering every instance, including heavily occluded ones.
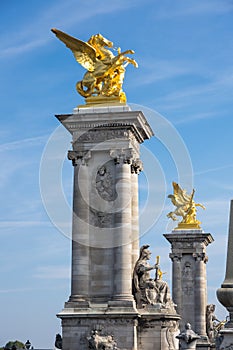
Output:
[132,245,158,307]
[132,245,174,309]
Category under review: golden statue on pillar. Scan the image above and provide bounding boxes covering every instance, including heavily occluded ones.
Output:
[167,182,205,229]
[51,28,138,106]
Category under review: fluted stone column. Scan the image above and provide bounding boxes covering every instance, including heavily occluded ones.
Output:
[193,252,207,336]
[67,151,91,305]
[114,160,133,301]
[131,161,142,271]
[170,253,182,316]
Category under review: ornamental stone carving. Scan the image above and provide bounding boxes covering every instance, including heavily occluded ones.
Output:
[96,166,116,201]
[68,150,91,166]
[131,159,143,174]
[87,330,118,350]
[164,320,180,350]
[110,148,135,164]
[176,323,200,350]
[74,129,137,144]
[169,253,182,262]
[193,252,208,263]
[90,208,114,228]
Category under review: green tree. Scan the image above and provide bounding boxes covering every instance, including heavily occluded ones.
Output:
[2,340,25,349]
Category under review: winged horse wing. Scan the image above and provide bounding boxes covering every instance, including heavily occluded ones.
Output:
[172,182,192,207]
[51,28,97,72]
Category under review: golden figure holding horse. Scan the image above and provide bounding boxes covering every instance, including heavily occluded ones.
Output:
[51,29,138,105]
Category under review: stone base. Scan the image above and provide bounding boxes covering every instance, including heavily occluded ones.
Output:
[196,337,211,350]
[216,328,233,350]
[138,310,180,350]
[175,222,202,230]
[58,304,180,350]
[58,304,138,350]
[80,95,126,107]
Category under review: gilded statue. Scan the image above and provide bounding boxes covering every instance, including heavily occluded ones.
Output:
[167,182,205,229]
[51,28,138,105]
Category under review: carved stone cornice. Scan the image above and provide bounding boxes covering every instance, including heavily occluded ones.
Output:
[55,110,154,144]
[164,232,214,247]
[67,150,91,166]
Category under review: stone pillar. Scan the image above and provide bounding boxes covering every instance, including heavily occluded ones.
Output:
[112,155,133,302]
[56,106,154,350]
[216,200,233,349]
[67,151,91,305]
[131,160,142,270]
[193,252,207,336]
[164,231,214,337]
[170,253,182,316]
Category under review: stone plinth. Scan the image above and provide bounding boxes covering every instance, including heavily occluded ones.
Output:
[138,310,180,350]
[164,230,214,343]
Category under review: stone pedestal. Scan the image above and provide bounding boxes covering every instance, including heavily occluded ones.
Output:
[138,310,180,350]
[164,230,214,348]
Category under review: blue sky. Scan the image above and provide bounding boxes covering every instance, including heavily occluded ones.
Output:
[1,0,233,347]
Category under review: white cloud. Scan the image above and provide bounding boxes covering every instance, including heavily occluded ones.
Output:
[0,135,48,152]
[195,164,233,176]
[134,58,192,86]
[0,221,52,230]
[155,0,233,19]
[174,112,218,125]
[34,265,70,279]
[0,0,149,59]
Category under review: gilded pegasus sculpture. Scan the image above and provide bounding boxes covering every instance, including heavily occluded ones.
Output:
[51,28,138,105]
[167,182,205,229]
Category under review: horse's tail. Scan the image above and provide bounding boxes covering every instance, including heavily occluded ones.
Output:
[76,81,92,98]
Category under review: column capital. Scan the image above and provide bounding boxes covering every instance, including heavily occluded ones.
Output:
[169,253,182,262]
[68,150,91,166]
[193,252,208,263]
[131,159,143,174]
[110,148,135,164]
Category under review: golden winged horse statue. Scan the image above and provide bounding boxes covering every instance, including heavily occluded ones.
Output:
[167,182,205,229]
[51,29,138,105]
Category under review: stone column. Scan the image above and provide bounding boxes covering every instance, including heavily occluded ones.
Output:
[193,252,207,336]
[170,253,182,316]
[131,160,143,271]
[110,150,135,303]
[67,151,91,305]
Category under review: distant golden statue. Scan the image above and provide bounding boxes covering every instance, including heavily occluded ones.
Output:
[167,182,205,229]
[51,28,138,105]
